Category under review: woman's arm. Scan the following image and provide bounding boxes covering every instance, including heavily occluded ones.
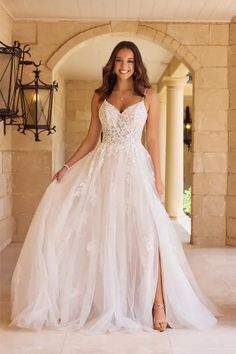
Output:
[53,93,102,181]
[145,88,164,197]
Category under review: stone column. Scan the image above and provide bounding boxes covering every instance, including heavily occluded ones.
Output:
[163,77,187,218]
[158,90,167,203]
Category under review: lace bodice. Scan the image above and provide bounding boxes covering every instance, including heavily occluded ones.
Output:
[99,99,148,146]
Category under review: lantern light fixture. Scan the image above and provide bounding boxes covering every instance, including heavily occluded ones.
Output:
[0,40,58,141]
[184,105,192,151]
[16,62,58,141]
[0,40,29,121]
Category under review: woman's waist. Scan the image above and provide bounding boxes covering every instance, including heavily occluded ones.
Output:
[101,135,142,146]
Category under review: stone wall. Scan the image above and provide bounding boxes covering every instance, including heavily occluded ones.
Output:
[0,4,14,251]
[189,24,229,245]
[9,19,232,246]
[65,80,100,160]
[10,20,56,242]
[227,17,236,246]
[0,4,12,42]
[11,133,51,242]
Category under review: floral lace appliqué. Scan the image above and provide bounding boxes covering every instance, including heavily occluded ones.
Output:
[99,99,147,147]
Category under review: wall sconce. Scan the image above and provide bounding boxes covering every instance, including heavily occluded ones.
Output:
[16,62,58,141]
[0,41,29,124]
[187,73,192,84]
[184,106,192,151]
[0,40,58,141]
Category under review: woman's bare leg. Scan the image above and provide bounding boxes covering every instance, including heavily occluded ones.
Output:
[153,250,167,331]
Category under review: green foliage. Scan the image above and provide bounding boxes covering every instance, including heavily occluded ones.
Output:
[183,186,191,217]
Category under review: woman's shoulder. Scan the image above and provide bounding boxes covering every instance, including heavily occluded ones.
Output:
[144,87,159,104]
[92,92,103,101]
[91,92,104,106]
[91,92,105,112]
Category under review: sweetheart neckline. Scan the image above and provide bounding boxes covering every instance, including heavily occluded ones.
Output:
[102,99,148,115]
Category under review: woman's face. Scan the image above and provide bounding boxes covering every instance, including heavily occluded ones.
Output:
[113,48,135,80]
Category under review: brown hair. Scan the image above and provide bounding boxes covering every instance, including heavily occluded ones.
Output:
[95,41,151,102]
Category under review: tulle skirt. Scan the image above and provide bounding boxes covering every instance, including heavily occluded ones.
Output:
[10,142,222,334]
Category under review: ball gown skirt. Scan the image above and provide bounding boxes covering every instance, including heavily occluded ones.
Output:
[10,98,222,334]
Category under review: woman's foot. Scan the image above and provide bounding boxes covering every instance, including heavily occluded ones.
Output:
[152,302,168,332]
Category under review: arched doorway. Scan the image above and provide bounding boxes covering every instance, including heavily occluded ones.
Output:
[48,26,196,244]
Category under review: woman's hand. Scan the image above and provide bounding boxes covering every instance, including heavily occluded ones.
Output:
[155,178,165,197]
[52,166,68,183]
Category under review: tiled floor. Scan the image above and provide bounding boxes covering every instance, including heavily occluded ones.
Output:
[0,236,236,354]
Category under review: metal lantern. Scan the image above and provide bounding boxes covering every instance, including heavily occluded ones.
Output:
[0,40,58,141]
[17,63,58,141]
[184,106,192,150]
[0,41,22,121]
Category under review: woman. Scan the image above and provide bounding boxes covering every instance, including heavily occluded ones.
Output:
[10,41,221,334]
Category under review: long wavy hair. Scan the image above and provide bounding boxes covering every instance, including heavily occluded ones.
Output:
[95,41,151,102]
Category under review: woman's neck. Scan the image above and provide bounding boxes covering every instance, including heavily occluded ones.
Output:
[113,78,134,93]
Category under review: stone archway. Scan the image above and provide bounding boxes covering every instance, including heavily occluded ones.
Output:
[45,22,228,247]
[46,23,201,72]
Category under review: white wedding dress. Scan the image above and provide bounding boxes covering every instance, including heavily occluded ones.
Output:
[10,97,221,334]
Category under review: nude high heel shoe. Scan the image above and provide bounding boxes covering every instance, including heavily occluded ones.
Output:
[152,302,168,332]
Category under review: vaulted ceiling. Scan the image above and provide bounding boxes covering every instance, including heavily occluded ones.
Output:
[1,0,236,22]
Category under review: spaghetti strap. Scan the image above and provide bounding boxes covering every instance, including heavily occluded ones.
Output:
[142,89,147,103]
[143,88,149,100]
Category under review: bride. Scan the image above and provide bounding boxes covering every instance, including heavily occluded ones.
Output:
[10,41,221,334]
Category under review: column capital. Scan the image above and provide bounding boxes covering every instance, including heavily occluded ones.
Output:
[162,76,188,88]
